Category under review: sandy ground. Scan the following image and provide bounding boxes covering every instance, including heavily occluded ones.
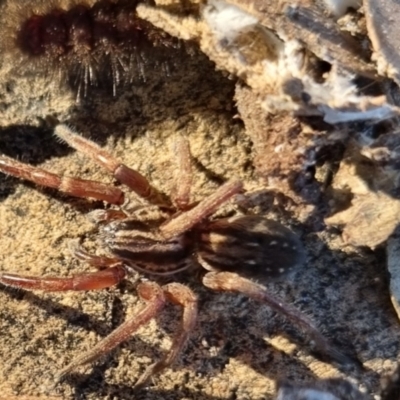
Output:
[0,4,399,400]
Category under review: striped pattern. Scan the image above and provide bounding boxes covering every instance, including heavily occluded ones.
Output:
[103,217,193,274]
[101,214,305,280]
[198,215,305,280]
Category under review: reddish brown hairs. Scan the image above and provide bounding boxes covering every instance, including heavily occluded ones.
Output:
[2,0,182,95]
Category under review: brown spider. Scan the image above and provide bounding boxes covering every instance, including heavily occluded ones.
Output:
[0,124,350,389]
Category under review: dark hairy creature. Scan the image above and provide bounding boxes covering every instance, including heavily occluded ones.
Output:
[2,0,181,95]
[0,125,351,389]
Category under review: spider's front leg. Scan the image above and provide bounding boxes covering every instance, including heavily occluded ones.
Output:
[0,154,125,205]
[171,135,193,210]
[202,272,356,367]
[0,124,171,205]
[160,180,243,238]
[54,125,167,206]
[0,265,127,291]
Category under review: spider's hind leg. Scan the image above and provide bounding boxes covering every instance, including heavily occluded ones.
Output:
[202,271,357,368]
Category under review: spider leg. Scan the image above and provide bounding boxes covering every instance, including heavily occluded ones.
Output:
[54,124,168,206]
[0,265,126,291]
[0,155,124,205]
[71,245,122,269]
[171,136,192,210]
[160,180,243,238]
[55,282,166,384]
[134,283,198,389]
[202,271,355,366]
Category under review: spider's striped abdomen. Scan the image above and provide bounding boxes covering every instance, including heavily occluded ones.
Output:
[198,215,305,280]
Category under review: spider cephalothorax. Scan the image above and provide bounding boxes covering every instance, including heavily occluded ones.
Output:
[0,124,351,389]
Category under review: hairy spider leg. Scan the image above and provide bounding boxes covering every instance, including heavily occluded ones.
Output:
[71,244,122,269]
[54,124,168,206]
[202,271,354,367]
[55,282,197,388]
[54,281,165,384]
[1,222,137,291]
[134,283,198,389]
[0,208,126,291]
[171,135,193,210]
[0,265,126,291]
[0,154,125,205]
[160,180,243,238]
